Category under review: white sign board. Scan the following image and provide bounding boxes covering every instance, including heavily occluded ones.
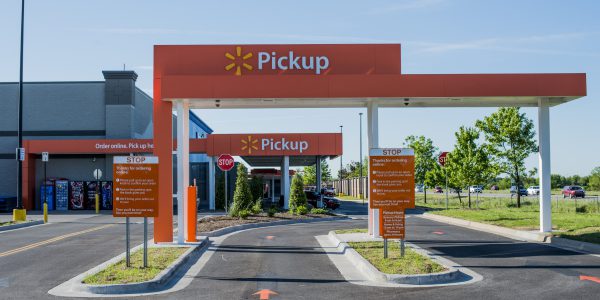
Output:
[42,152,49,162]
[93,169,103,180]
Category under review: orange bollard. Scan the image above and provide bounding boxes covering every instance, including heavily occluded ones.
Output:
[186,186,198,242]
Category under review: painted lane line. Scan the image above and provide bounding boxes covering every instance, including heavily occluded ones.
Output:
[253,289,278,300]
[265,236,275,240]
[0,224,114,258]
[580,275,600,284]
[432,231,445,235]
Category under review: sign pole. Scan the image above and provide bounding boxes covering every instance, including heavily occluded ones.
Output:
[383,238,388,259]
[143,217,148,268]
[126,217,130,267]
[445,171,449,210]
[400,239,405,258]
[224,174,228,213]
[42,152,48,223]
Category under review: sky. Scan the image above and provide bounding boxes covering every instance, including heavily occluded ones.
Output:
[0,0,598,176]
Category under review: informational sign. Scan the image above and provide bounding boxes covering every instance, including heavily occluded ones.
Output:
[217,154,235,172]
[113,156,159,217]
[438,152,449,167]
[379,210,406,239]
[42,152,49,162]
[369,148,415,210]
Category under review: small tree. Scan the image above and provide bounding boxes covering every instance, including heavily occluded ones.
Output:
[289,173,307,211]
[230,164,253,217]
[445,126,493,208]
[303,160,333,188]
[476,108,537,208]
[404,135,438,203]
[215,172,225,210]
[589,167,600,191]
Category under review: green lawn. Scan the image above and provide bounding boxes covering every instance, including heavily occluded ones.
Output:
[337,195,366,202]
[348,241,445,274]
[83,247,188,285]
[417,194,600,244]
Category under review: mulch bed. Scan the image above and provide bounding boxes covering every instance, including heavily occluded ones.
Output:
[197,212,334,232]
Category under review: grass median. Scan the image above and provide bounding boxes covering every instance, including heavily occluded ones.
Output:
[417,193,600,244]
[347,241,445,274]
[83,247,188,285]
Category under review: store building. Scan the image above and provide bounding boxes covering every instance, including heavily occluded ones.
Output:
[0,70,213,210]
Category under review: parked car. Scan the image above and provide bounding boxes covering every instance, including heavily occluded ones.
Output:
[527,186,540,195]
[450,187,462,193]
[321,187,336,197]
[324,198,340,210]
[434,186,443,193]
[415,185,424,193]
[490,185,499,191]
[510,186,527,196]
[562,186,585,199]
[469,185,482,193]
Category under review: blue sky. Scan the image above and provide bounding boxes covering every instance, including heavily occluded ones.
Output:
[0,0,598,176]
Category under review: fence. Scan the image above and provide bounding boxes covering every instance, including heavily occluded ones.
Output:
[330,176,368,198]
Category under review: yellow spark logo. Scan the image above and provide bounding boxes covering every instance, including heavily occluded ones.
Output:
[241,135,258,154]
[225,46,253,76]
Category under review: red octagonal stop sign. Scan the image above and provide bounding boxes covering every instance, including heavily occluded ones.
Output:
[438,152,449,167]
[217,154,235,171]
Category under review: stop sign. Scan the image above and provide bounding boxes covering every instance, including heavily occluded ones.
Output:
[438,152,449,167]
[217,154,235,171]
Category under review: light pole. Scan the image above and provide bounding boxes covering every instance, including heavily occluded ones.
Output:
[15,0,26,216]
[359,113,363,204]
[339,125,343,180]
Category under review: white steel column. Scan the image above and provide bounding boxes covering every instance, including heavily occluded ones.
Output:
[538,98,552,233]
[367,102,379,237]
[316,156,322,208]
[176,100,190,244]
[282,156,290,209]
[271,177,275,203]
[208,156,215,210]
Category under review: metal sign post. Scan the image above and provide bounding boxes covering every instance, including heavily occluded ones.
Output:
[438,152,449,210]
[217,154,235,213]
[224,174,228,213]
[126,217,130,267]
[383,238,388,259]
[400,239,405,258]
[143,217,148,268]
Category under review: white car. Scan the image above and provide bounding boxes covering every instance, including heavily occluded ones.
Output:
[469,185,482,193]
[527,186,540,195]
[415,185,424,192]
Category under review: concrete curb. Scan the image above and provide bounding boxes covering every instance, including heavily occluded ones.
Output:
[420,212,600,255]
[547,236,600,255]
[420,212,550,242]
[203,215,348,237]
[0,220,44,232]
[328,231,462,285]
[49,238,208,297]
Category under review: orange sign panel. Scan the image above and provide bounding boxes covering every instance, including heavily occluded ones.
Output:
[379,210,406,239]
[113,156,159,217]
[369,148,415,210]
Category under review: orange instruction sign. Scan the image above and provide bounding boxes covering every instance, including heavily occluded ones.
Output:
[113,156,159,217]
[379,210,406,239]
[369,148,415,210]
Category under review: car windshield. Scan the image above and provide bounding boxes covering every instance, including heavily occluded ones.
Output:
[572,186,582,190]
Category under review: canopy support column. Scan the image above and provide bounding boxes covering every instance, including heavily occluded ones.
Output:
[208,156,215,210]
[367,102,379,237]
[175,100,190,244]
[282,156,290,209]
[538,98,552,233]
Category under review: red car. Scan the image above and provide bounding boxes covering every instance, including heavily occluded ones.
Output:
[434,186,443,193]
[562,186,585,198]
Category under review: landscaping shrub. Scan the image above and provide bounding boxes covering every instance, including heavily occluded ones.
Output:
[251,198,262,214]
[295,205,309,215]
[230,164,253,217]
[310,208,329,215]
[289,173,307,210]
[238,209,250,219]
[576,205,588,213]
[267,206,278,217]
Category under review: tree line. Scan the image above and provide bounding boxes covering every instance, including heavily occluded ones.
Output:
[337,107,600,209]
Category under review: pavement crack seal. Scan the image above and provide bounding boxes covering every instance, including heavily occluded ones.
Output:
[0,224,114,258]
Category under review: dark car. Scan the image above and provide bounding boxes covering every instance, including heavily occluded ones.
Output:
[510,186,527,196]
[305,191,321,208]
[321,188,336,197]
[434,186,443,193]
[562,186,585,198]
[490,185,499,191]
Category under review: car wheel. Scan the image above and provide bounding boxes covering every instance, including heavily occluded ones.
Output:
[570,194,573,199]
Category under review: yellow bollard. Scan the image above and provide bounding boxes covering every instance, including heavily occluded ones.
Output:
[95,194,100,214]
[12,208,26,222]
[43,202,48,223]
